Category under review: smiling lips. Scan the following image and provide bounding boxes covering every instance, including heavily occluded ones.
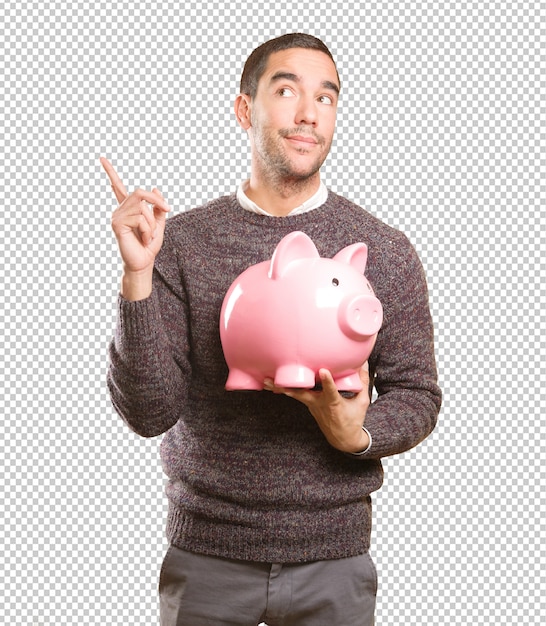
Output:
[287,134,317,143]
[284,134,321,148]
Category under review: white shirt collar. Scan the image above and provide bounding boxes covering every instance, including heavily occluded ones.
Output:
[237,180,328,216]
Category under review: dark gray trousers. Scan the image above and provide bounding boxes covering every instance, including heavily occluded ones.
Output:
[159,545,377,625]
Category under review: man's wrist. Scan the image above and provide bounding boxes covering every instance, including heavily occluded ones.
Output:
[120,268,154,301]
[348,426,372,456]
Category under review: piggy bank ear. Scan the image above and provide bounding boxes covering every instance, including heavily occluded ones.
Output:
[269,231,320,280]
[333,243,368,274]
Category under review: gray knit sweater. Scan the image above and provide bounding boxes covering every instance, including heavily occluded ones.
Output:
[107,190,441,563]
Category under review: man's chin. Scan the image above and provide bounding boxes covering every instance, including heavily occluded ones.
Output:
[282,156,326,181]
[279,169,321,185]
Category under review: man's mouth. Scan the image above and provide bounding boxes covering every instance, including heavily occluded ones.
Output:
[285,135,317,144]
[283,133,322,149]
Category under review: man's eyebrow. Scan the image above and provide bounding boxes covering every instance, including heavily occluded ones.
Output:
[322,80,340,95]
[270,71,300,85]
[270,72,340,94]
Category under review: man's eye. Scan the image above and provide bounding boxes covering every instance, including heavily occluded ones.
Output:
[318,95,334,105]
[278,88,294,97]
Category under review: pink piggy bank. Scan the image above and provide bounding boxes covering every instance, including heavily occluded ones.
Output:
[220,231,383,392]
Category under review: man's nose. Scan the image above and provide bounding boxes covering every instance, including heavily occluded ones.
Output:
[295,95,318,126]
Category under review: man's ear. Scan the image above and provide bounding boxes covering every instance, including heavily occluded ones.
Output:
[234,94,252,130]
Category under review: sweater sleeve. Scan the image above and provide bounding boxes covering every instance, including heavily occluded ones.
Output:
[107,238,192,438]
[359,236,442,459]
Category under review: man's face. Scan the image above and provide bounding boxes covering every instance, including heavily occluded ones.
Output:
[247,48,340,184]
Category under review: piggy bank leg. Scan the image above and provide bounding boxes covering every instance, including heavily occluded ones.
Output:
[274,364,316,388]
[225,369,264,391]
[332,372,364,393]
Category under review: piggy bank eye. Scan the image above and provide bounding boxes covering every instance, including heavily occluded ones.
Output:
[332,278,340,286]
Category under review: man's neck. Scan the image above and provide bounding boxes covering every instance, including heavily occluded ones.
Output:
[244,174,322,217]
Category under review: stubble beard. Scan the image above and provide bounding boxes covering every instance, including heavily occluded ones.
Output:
[254,125,332,197]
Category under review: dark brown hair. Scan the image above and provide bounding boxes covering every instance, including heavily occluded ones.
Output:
[240,33,340,98]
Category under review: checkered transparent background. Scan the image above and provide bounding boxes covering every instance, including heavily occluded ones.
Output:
[1,1,544,624]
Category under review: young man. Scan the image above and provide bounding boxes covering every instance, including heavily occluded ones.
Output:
[103,33,441,626]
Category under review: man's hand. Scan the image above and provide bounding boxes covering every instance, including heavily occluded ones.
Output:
[264,364,371,454]
[100,157,171,300]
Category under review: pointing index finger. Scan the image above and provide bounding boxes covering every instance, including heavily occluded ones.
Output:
[100,157,128,203]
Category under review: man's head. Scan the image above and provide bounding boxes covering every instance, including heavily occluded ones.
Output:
[240,33,340,99]
[235,34,341,194]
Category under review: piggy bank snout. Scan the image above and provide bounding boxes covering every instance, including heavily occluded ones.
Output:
[338,294,383,340]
